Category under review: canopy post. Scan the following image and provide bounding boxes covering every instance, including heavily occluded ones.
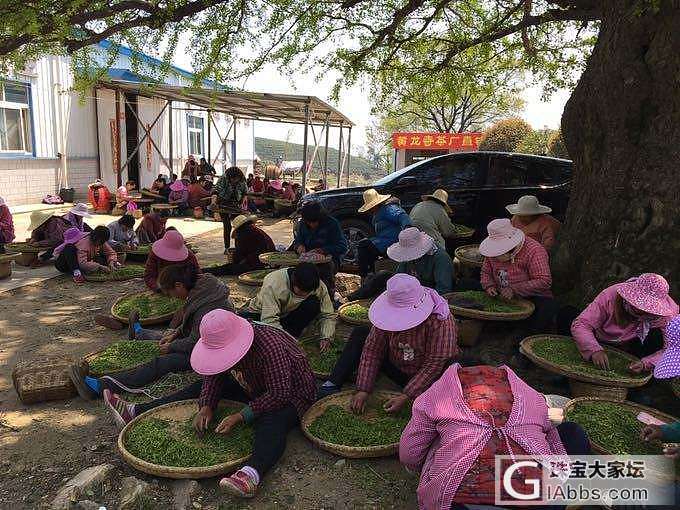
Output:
[301,102,310,191]
[336,122,344,188]
[346,126,352,187]
[207,110,212,163]
[232,117,237,169]
[115,89,122,188]
[168,101,174,177]
[323,113,330,187]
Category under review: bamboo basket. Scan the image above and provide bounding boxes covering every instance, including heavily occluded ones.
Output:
[259,251,331,267]
[110,291,182,326]
[454,244,483,268]
[337,299,372,326]
[83,341,159,377]
[118,399,252,479]
[0,252,19,279]
[302,390,406,458]
[12,357,84,404]
[299,337,345,379]
[6,242,41,266]
[443,292,535,321]
[451,225,475,239]
[520,335,652,401]
[84,265,145,282]
[237,269,276,287]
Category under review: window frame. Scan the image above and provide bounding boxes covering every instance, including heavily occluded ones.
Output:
[0,80,35,156]
[186,114,205,156]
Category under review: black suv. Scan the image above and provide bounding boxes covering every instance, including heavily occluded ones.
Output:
[299,151,572,263]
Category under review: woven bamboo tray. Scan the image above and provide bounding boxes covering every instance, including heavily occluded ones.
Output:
[301,390,406,458]
[12,357,84,404]
[84,265,145,282]
[118,399,252,479]
[564,397,680,480]
[83,341,159,377]
[520,335,652,401]
[451,224,475,239]
[0,252,19,279]
[454,244,483,268]
[259,251,331,267]
[110,291,183,326]
[337,299,372,326]
[237,268,276,286]
[443,292,535,321]
[6,242,41,266]
[141,189,164,200]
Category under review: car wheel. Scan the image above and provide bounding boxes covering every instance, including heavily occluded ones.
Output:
[340,218,372,271]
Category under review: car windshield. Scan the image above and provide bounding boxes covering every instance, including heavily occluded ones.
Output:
[373,157,436,186]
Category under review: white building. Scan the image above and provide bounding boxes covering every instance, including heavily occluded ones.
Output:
[0,41,254,205]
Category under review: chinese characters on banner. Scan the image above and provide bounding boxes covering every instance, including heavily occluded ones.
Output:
[146,124,152,172]
[391,132,483,150]
[109,119,119,173]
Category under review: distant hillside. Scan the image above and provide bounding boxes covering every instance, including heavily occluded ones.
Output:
[254,137,375,175]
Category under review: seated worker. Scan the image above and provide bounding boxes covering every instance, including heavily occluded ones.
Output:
[144,230,200,291]
[565,273,678,372]
[204,215,275,276]
[479,218,557,333]
[150,174,165,193]
[116,180,138,212]
[0,196,15,253]
[62,203,93,232]
[168,179,190,213]
[106,215,139,251]
[54,226,120,283]
[409,189,459,248]
[356,189,411,277]
[318,274,458,407]
[252,175,264,193]
[400,363,589,509]
[507,195,561,252]
[292,201,348,297]
[135,210,169,245]
[103,309,316,498]
[182,155,199,179]
[188,177,212,210]
[70,264,234,400]
[242,262,335,348]
[198,157,216,177]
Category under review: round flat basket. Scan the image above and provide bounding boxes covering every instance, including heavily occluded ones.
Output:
[454,244,483,268]
[84,265,145,283]
[299,337,345,379]
[118,399,252,479]
[443,292,535,321]
[83,341,160,377]
[110,291,182,326]
[237,269,276,287]
[337,299,372,326]
[141,189,164,200]
[6,242,42,254]
[520,335,652,392]
[259,251,331,267]
[301,390,406,459]
[451,225,475,239]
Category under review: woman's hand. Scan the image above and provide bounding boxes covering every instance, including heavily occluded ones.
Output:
[350,391,370,414]
[641,424,664,442]
[591,351,610,370]
[296,245,306,255]
[485,287,499,297]
[193,406,213,433]
[215,412,244,435]
[99,264,111,273]
[628,361,650,374]
[383,394,409,414]
[499,287,514,300]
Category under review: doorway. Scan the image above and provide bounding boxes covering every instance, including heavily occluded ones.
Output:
[124,93,139,186]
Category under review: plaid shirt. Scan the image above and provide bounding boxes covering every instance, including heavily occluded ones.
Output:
[198,323,316,418]
[356,314,458,399]
[480,237,552,298]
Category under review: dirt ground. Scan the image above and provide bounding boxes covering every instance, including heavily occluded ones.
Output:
[0,218,677,509]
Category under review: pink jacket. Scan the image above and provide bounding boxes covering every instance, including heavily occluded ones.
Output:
[399,364,566,510]
[74,237,117,273]
[571,283,679,366]
[0,205,15,243]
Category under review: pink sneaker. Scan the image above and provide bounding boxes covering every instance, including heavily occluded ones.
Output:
[102,389,135,429]
[219,470,258,498]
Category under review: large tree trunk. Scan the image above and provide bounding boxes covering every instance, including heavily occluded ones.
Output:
[554,0,680,303]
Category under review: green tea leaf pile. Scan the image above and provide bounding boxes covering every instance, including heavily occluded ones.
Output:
[128,245,151,255]
[531,337,646,381]
[113,292,183,319]
[340,303,369,322]
[123,372,202,403]
[85,265,145,282]
[302,340,344,375]
[6,242,41,253]
[261,252,300,266]
[88,341,160,375]
[124,407,254,467]
[240,269,276,282]
[308,403,410,447]
[448,291,525,313]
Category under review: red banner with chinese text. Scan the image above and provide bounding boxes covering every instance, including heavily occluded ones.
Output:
[391,132,483,151]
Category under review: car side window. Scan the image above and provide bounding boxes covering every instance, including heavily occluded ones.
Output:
[486,156,529,187]
[527,160,572,185]
[421,156,485,189]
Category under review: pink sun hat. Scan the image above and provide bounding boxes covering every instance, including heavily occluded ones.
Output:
[191,309,254,375]
[269,179,283,191]
[654,316,680,379]
[479,218,525,257]
[369,273,449,331]
[151,230,189,261]
[169,179,188,192]
[617,273,678,317]
[387,227,434,262]
[53,227,89,257]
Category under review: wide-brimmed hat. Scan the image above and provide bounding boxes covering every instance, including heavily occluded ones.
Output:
[387,227,434,263]
[421,189,451,212]
[231,214,256,238]
[28,210,53,231]
[358,189,392,213]
[479,218,525,257]
[69,203,93,218]
[654,316,680,379]
[369,274,436,332]
[151,230,189,261]
[617,273,677,317]
[63,227,88,245]
[190,310,254,375]
[506,195,552,216]
[269,180,283,191]
[169,180,187,192]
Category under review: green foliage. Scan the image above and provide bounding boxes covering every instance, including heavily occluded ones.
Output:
[88,341,161,376]
[113,292,183,319]
[547,130,570,159]
[447,291,526,313]
[478,118,532,152]
[516,129,555,156]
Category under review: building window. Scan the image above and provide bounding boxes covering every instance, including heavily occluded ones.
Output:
[187,115,204,156]
[0,81,33,154]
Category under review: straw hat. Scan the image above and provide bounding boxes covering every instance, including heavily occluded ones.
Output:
[506,195,552,216]
[387,228,434,263]
[69,203,93,218]
[190,310,254,375]
[617,273,677,317]
[231,214,256,238]
[368,274,436,332]
[28,210,54,231]
[478,218,525,257]
[151,230,189,261]
[358,188,392,213]
[654,317,680,379]
[421,189,451,212]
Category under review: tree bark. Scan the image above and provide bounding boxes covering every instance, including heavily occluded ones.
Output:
[554,0,680,302]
